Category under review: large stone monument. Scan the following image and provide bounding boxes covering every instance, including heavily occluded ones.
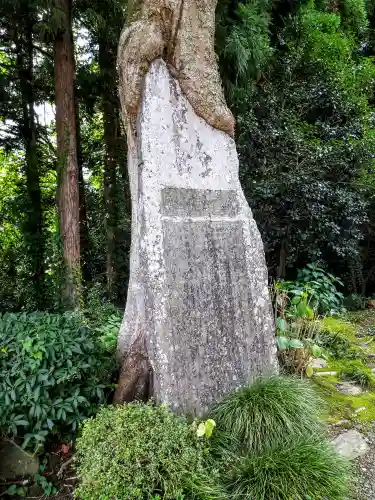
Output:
[114,0,277,415]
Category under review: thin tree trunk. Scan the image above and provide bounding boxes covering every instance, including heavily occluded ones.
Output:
[75,98,90,284]
[54,0,80,309]
[17,16,45,309]
[99,39,121,300]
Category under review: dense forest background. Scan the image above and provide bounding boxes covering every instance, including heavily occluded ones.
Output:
[1,0,375,312]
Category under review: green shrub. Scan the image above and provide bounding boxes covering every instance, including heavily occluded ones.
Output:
[0,312,114,449]
[297,264,344,315]
[76,403,224,500]
[210,376,325,454]
[223,437,351,500]
[210,376,352,500]
[83,284,123,329]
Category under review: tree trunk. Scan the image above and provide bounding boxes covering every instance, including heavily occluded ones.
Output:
[99,39,122,300]
[18,16,45,309]
[75,99,90,284]
[54,0,80,309]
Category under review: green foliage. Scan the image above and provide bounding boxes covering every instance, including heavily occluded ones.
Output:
[297,264,345,314]
[76,403,224,500]
[340,0,368,37]
[344,293,368,311]
[217,0,273,89]
[82,285,123,352]
[34,463,57,497]
[196,418,216,439]
[0,312,114,450]
[210,376,325,454]
[276,265,344,316]
[273,273,329,373]
[216,0,375,287]
[339,359,375,387]
[320,316,357,338]
[223,436,351,500]
[317,316,361,358]
[209,376,352,500]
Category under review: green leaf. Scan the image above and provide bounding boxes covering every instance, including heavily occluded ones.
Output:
[306,366,314,378]
[276,317,288,332]
[204,419,216,438]
[196,423,206,437]
[288,339,304,349]
[276,336,289,350]
[14,419,28,427]
[311,345,322,358]
[7,484,18,496]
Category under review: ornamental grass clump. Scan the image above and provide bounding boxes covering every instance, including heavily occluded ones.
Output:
[209,375,352,500]
[210,375,325,453]
[223,436,351,500]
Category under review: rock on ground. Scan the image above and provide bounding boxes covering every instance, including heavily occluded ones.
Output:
[333,429,369,459]
[336,382,363,395]
[0,440,39,479]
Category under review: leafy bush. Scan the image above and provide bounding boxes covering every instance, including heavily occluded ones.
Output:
[273,280,325,374]
[0,312,114,450]
[76,403,224,500]
[297,264,344,314]
[209,376,352,500]
[83,284,123,328]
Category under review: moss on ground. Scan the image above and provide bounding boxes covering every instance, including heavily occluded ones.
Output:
[312,311,375,424]
[319,316,357,342]
[313,374,375,423]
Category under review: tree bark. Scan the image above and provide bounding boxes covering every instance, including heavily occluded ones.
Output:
[54,0,80,309]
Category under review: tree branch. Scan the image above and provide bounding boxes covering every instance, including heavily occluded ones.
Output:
[33,44,53,60]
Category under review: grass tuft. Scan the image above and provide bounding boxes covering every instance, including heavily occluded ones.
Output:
[223,437,352,500]
[210,375,325,453]
[210,376,353,499]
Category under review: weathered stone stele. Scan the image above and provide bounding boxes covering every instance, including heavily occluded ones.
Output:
[114,57,277,415]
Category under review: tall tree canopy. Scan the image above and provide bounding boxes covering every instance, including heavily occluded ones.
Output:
[1,0,375,310]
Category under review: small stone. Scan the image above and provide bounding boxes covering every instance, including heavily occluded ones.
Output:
[310,358,327,369]
[314,371,337,376]
[0,441,39,479]
[335,382,363,395]
[332,430,369,459]
[354,407,367,414]
[332,419,351,427]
